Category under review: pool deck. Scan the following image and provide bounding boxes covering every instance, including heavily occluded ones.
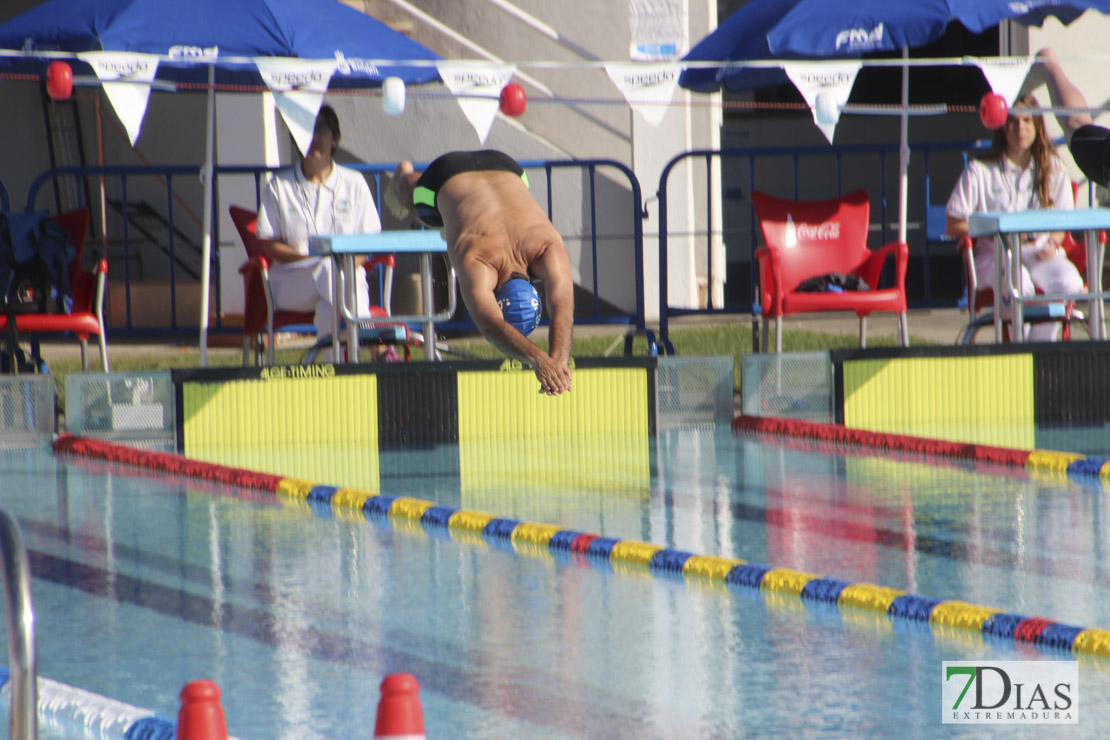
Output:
[26,307,974,365]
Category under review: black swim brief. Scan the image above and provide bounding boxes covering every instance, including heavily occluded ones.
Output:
[412,150,529,228]
[1070,124,1110,189]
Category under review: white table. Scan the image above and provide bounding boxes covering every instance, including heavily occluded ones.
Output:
[309,231,456,362]
[968,209,1110,342]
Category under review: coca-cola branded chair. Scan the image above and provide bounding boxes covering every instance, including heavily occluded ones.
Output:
[751,189,909,353]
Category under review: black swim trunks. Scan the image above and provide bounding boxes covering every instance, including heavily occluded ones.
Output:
[1070,124,1110,189]
[412,150,529,228]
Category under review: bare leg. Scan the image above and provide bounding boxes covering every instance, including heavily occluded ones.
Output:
[1034,47,1093,142]
[1032,48,1110,188]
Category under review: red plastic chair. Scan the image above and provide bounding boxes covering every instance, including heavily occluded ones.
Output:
[229,205,407,365]
[0,207,108,371]
[751,189,909,352]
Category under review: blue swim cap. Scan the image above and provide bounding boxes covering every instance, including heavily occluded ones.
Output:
[495,278,542,336]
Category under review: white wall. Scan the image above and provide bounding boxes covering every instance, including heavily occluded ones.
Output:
[362,0,722,319]
[215,93,285,315]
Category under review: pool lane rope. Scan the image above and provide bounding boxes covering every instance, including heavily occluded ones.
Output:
[52,433,1110,662]
[732,414,1110,480]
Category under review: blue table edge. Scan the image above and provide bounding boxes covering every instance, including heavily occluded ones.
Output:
[968,208,1110,237]
[309,231,448,254]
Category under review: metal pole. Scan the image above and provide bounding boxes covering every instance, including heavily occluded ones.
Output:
[421,253,435,360]
[346,255,359,363]
[898,46,909,245]
[199,65,216,367]
[1,508,37,740]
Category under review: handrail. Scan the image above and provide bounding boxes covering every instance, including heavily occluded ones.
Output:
[25,164,202,214]
[0,507,37,740]
[26,164,205,333]
[480,0,601,62]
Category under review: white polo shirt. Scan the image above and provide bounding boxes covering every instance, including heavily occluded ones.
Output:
[256,162,381,270]
[947,154,1073,255]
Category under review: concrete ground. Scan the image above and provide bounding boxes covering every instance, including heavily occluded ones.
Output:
[20,307,973,367]
[664,307,970,347]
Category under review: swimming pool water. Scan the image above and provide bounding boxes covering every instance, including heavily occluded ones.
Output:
[2,428,1110,738]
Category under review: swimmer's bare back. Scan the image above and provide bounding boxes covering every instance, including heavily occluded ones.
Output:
[436,170,564,282]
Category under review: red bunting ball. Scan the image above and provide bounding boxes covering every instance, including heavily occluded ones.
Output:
[979,92,1008,131]
[499,82,526,117]
[46,60,74,101]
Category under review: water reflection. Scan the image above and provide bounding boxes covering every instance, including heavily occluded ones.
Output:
[189,443,384,491]
[176,424,1110,637]
[188,433,653,532]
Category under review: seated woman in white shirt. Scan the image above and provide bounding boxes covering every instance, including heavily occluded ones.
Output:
[255,105,381,356]
[946,93,1084,341]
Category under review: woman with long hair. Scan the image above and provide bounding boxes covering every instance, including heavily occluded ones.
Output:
[256,105,381,357]
[946,93,1084,341]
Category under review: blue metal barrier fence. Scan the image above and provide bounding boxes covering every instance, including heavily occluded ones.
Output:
[25,158,647,339]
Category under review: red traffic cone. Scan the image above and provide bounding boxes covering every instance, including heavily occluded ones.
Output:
[374,673,426,739]
[177,680,228,740]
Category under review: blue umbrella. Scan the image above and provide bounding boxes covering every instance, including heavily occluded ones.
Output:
[764,0,1110,58]
[0,0,441,363]
[680,0,1110,242]
[0,0,440,86]
[682,0,1110,90]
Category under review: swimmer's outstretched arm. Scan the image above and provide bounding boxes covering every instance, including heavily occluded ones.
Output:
[457,258,572,396]
[529,243,574,370]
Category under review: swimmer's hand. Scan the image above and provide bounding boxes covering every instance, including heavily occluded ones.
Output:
[534,355,572,396]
